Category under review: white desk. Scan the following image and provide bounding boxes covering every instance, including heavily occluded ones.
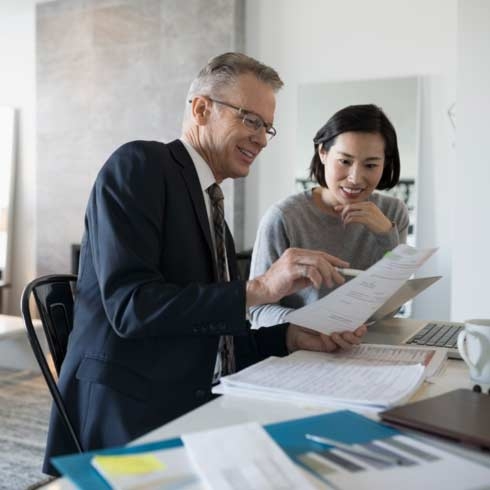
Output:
[0,314,44,371]
[0,280,10,313]
[0,313,28,339]
[41,358,490,490]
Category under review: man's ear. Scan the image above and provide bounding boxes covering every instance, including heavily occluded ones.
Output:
[191,96,210,125]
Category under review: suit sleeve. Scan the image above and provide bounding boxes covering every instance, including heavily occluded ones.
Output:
[234,323,289,371]
[85,142,248,339]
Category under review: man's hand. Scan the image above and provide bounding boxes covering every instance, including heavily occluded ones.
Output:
[246,248,349,307]
[286,323,368,353]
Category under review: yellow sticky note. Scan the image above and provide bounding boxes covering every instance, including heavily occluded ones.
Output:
[93,453,166,476]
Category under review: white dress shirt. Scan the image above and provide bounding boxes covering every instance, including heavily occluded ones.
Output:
[180,138,229,382]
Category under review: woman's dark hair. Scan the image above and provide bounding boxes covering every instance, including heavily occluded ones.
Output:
[309,104,400,190]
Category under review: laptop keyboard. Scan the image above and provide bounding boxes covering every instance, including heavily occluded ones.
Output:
[406,322,463,348]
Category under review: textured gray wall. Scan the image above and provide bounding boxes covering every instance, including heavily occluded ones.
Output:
[37,0,244,275]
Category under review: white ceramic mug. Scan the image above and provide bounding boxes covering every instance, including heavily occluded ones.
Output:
[457,319,490,384]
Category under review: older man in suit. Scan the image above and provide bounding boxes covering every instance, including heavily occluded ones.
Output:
[44,52,366,474]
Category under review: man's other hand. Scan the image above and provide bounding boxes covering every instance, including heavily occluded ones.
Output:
[286,323,368,353]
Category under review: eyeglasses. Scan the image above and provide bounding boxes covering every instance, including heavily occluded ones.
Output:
[189,97,277,140]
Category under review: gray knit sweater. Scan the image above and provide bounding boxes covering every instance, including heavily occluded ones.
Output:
[249,189,409,328]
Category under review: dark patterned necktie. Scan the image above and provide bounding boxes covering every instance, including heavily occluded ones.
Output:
[207,183,235,375]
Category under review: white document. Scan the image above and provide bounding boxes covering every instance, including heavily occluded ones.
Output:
[286,244,437,334]
[181,422,319,490]
[217,350,426,410]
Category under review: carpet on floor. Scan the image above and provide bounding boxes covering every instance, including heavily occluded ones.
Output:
[0,368,53,490]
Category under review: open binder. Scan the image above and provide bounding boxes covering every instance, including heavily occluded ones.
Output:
[52,410,490,490]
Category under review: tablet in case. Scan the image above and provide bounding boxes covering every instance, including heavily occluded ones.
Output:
[380,389,490,449]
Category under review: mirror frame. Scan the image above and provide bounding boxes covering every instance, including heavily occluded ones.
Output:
[296,76,420,246]
[0,106,16,285]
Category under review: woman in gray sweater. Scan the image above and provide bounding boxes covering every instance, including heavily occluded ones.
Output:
[249,104,409,335]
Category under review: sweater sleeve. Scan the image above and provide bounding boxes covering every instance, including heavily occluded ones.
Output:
[248,205,295,328]
[374,197,410,250]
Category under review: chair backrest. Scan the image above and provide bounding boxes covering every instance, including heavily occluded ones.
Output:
[21,273,82,453]
[29,274,76,374]
[236,248,253,280]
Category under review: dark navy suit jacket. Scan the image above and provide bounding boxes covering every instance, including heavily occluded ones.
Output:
[44,140,288,474]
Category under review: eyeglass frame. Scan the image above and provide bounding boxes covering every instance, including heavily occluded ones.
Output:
[188,97,277,140]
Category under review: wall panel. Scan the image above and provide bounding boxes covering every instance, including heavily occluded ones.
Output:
[37,0,244,275]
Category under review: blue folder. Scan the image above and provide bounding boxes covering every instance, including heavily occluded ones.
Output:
[53,410,399,489]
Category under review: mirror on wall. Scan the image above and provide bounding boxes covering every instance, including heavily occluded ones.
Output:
[0,106,16,285]
[297,76,420,246]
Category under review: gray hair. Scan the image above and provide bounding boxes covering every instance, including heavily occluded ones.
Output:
[183,52,283,121]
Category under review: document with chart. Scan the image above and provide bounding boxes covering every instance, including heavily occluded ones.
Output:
[285,244,437,334]
[267,411,490,490]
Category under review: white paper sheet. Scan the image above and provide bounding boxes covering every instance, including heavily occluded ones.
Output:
[218,350,426,409]
[286,244,437,334]
[182,422,320,490]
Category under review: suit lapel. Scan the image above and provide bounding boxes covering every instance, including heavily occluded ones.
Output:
[167,140,217,276]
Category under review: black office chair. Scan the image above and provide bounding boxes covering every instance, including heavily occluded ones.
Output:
[20,274,83,453]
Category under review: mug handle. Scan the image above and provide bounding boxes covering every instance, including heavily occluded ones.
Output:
[457,330,483,376]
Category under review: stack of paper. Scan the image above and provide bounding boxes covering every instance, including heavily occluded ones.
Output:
[215,349,431,410]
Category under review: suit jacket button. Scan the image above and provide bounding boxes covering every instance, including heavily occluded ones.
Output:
[195,389,206,400]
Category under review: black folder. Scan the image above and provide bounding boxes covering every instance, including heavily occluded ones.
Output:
[380,389,490,449]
